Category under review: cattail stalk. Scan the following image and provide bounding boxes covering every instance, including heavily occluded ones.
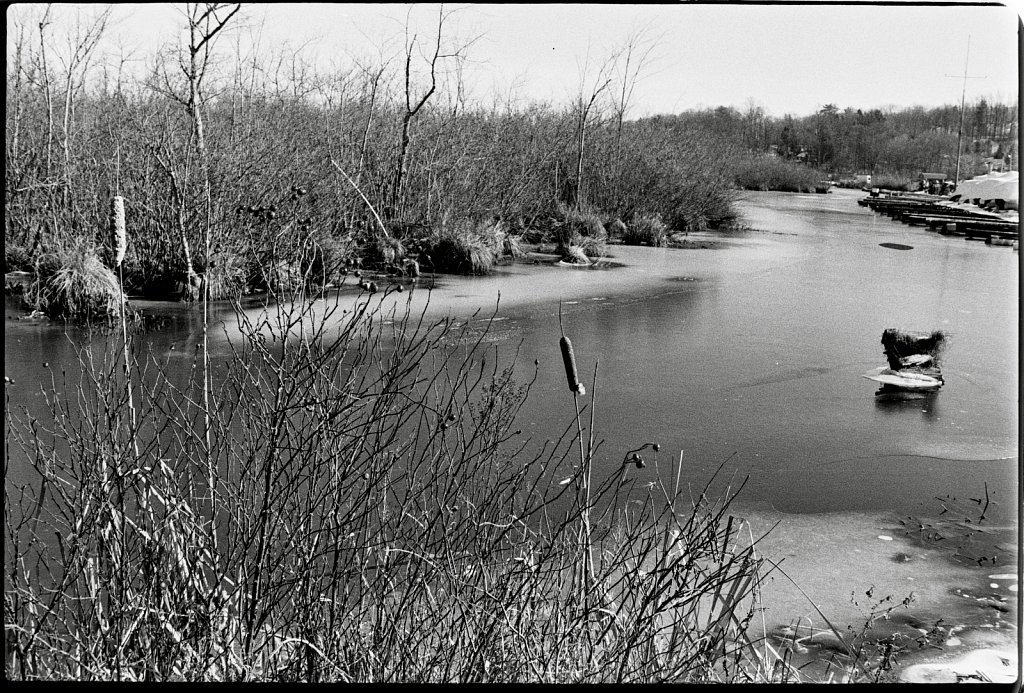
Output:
[559,328,595,621]
[110,195,126,266]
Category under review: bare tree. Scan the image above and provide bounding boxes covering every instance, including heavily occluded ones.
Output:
[56,5,112,209]
[352,57,389,189]
[37,5,55,178]
[611,25,659,152]
[572,49,613,210]
[609,26,659,210]
[390,4,473,220]
[6,12,30,193]
[151,2,240,298]
[141,4,240,576]
[182,3,240,184]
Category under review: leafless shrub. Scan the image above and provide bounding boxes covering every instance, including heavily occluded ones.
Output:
[6,288,773,682]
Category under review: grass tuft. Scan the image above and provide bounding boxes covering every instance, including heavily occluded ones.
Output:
[423,219,500,274]
[28,239,125,321]
[622,216,667,247]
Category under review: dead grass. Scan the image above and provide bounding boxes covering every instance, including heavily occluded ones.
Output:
[28,238,125,321]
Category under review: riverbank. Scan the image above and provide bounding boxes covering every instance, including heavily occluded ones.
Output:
[192,227,793,347]
[2,229,763,326]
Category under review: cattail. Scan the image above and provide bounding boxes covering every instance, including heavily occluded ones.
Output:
[559,335,586,396]
[110,196,126,266]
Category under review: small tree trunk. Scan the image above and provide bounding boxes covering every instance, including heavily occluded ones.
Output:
[391,113,414,218]
[38,9,54,180]
[575,115,587,210]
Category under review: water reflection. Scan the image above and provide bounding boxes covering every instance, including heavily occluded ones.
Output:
[872,386,941,421]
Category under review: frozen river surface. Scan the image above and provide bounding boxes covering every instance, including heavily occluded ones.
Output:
[6,188,1018,673]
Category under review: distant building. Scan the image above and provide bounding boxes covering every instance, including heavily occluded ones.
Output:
[919,172,946,194]
[982,157,1008,173]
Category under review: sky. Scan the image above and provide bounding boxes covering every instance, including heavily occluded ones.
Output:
[7,2,1021,117]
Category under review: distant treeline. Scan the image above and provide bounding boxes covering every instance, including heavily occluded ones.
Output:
[667,100,1018,178]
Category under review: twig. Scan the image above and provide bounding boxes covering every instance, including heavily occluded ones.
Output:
[330,157,390,239]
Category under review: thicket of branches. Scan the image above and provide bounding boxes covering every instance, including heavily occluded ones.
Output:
[5,267,781,681]
[5,5,740,306]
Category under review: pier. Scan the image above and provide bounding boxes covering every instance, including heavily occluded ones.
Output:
[858,192,1019,243]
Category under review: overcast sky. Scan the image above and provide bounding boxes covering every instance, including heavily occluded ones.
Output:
[9,2,1021,117]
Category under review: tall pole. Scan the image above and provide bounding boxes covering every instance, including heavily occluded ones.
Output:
[947,36,986,186]
[954,37,970,186]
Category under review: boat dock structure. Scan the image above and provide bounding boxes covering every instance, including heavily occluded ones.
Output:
[858,171,1019,246]
[859,193,1019,244]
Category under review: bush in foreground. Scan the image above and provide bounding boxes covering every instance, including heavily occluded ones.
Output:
[6,288,775,682]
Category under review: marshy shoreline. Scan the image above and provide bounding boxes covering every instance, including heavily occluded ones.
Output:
[6,227,745,334]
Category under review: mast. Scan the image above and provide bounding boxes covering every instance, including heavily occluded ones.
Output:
[953,37,970,186]
[949,35,986,186]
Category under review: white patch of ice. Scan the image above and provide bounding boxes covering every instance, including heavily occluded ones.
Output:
[900,648,1018,684]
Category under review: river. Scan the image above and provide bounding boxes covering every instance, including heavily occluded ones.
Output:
[5,187,1018,675]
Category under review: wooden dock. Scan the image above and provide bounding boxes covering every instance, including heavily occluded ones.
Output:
[859,193,1019,243]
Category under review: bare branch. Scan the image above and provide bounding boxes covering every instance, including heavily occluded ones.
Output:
[192,3,241,53]
[330,158,390,239]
